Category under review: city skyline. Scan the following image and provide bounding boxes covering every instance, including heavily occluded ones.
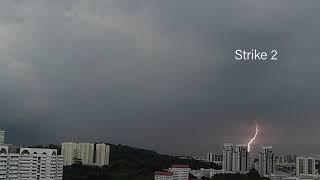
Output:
[2,128,320,179]
[1,0,320,155]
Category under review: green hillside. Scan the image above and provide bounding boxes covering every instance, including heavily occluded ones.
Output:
[63,143,221,180]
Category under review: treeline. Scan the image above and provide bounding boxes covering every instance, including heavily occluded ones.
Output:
[201,169,270,180]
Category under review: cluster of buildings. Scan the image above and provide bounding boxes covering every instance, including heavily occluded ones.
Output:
[154,143,276,180]
[0,129,111,180]
[267,156,317,180]
[295,157,316,176]
[221,143,274,176]
[275,154,296,165]
[61,142,110,167]
[0,130,63,180]
[3,126,320,180]
[258,146,275,176]
[155,143,320,180]
[209,144,319,179]
[222,143,251,173]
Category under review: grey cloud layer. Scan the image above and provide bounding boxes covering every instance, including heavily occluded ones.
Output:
[0,0,320,154]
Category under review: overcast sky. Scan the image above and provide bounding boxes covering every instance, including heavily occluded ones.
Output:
[1,0,320,155]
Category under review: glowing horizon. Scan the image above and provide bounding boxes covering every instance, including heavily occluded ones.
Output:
[247,121,259,152]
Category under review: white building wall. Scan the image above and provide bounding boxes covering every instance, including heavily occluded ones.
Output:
[0,146,63,180]
[62,142,94,166]
[0,154,7,180]
[155,165,189,180]
[95,144,110,167]
[223,143,233,172]
[61,142,78,166]
[0,131,4,145]
[78,143,94,165]
[8,154,19,179]
[259,146,274,176]
[62,142,110,167]
[170,167,190,180]
[154,174,174,180]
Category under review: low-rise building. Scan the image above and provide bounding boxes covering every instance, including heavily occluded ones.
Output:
[154,164,191,180]
[170,164,191,180]
[154,171,173,180]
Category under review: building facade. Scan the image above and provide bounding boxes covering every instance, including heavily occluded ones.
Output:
[169,164,190,180]
[154,171,173,180]
[155,164,190,180]
[94,143,110,167]
[222,143,233,172]
[232,144,249,173]
[78,143,94,165]
[259,146,274,176]
[61,142,78,166]
[207,153,223,164]
[0,131,4,145]
[0,145,63,180]
[296,157,315,176]
[61,142,110,167]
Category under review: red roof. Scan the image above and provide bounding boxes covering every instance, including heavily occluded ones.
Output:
[171,164,190,168]
[154,171,173,176]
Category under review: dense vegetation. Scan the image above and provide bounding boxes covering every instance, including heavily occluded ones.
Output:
[199,169,270,180]
[63,143,221,180]
[208,169,270,180]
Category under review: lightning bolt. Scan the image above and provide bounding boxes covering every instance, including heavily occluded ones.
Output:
[247,121,259,152]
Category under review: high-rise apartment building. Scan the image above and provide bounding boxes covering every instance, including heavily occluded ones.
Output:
[94,143,110,167]
[78,143,94,165]
[222,143,233,172]
[232,144,249,173]
[0,145,63,180]
[61,142,110,166]
[207,153,223,164]
[61,142,78,166]
[207,153,213,162]
[259,146,274,176]
[296,157,315,176]
[0,130,5,145]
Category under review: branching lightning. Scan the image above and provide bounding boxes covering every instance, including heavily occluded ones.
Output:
[247,121,259,152]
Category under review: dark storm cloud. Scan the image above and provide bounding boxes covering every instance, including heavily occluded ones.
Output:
[1,0,320,155]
